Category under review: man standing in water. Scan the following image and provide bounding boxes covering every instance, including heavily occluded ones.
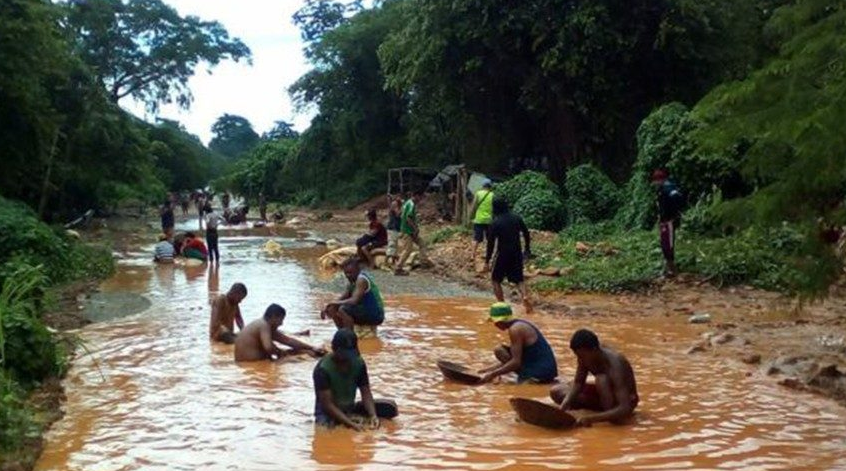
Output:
[209,283,247,344]
[234,304,326,361]
[394,190,428,275]
[160,199,175,239]
[470,179,495,262]
[258,191,268,222]
[314,329,397,430]
[204,204,225,265]
[479,303,557,383]
[550,329,639,426]
[652,169,685,277]
[484,198,533,313]
[321,258,385,332]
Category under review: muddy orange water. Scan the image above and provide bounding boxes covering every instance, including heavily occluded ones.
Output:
[36,231,846,471]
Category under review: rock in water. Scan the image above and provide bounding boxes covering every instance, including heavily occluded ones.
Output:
[689,313,712,324]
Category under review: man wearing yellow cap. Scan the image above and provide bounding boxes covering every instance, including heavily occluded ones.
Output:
[479,303,558,383]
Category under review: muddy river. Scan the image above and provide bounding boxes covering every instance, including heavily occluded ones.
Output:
[35,227,846,470]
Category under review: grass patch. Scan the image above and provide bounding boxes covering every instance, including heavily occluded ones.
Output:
[427,225,471,245]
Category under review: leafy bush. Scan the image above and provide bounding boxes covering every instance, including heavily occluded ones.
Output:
[513,190,567,231]
[0,265,65,386]
[495,171,560,206]
[0,372,36,452]
[564,164,621,224]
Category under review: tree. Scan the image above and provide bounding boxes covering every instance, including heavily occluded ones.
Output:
[262,120,299,141]
[65,0,251,110]
[208,114,260,159]
[293,0,363,46]
[148,119,223,190]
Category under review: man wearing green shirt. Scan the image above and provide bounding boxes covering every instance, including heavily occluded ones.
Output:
[470,179,495,261]
[394,190,428,275]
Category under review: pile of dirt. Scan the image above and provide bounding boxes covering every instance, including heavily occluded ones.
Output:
[354,194,390,212]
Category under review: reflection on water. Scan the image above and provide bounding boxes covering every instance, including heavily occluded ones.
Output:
[36,235,846,470]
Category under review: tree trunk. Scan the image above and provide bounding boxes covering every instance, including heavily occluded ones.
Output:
[37,128,61,220]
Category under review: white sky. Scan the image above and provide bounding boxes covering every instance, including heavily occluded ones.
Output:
[121,0,314,144]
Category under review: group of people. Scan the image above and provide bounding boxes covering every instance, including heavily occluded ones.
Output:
[353,190,429,275]
[156,191,234,265]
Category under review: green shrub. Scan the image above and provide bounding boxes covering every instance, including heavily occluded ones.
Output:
[495,171,560,206]
[0,372,36,452]
[564,164,621,224]
[0,265,65,386]
[514,190,566,231]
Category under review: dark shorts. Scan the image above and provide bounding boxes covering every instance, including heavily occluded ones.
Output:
[492,256,524,283]
[473,224,490,243]
[356,234,387,249]
[342,304,385,326]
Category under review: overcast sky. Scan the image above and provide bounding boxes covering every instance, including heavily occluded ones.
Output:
[122,0,314,144]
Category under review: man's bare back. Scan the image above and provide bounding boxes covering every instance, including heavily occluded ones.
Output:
[234,319,273,361]
[210,293,241,342]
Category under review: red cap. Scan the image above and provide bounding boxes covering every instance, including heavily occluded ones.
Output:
[651,169,669,181]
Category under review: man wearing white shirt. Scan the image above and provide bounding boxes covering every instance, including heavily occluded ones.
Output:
[205,205,225,264]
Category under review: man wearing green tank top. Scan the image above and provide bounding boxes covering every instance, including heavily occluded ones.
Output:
[321,258,385,330]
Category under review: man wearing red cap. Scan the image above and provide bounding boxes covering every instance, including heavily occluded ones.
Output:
[651,169,685,277]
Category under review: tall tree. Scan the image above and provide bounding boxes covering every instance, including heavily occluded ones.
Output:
[65,0,251,110]
[209,114,260,159]
[262,120,299,141]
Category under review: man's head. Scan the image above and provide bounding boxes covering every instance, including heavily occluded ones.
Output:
[489,302,515,330]
[570,328,601,362]
[482,179,492,189]
[227,282,248,304]
[263,303,286,328]
[492,197,509,216]
[331,328,360,369]
[341,257,361,282]
[651,169,668,187]
[366,209,377,221]
[412,189,425,202]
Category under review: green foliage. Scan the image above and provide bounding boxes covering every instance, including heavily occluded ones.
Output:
[564,164,621,224]
[536,222,808,294]
[149,119,223,190]
[0,265,64,387]
[513,191,567,232]
[65,0,251,109]
[495,171,560,206]
[209,114,260,159]
[0,371,37,452]
[427,226,470,245]
[217,140,300,200]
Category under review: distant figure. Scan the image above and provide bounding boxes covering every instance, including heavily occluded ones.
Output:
[160,200,175,239]
[479,303,557,383]
[196,192,207,230]
[321,258,385,331]
[258,192,268,222]
[222,192,231,210]
[385,194,403,266]
[484,198,532,313]
[394,190,428,276]
[179,192,190,217]
[550,329,639,426]
[652,169,685,277]
[471,179,495,261]
[234,304,326,361]
[204,205,225,265]
[209,283,247,344]
[153,234,175,263]
[356,209,388,267]
[181,232,208,261]
[313,329,397,429]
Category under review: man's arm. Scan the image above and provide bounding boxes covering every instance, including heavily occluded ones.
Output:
[578,367,634,425]
[485,223,498,264]
[316,389,362,431]
[209,297,223,339]
[333,277,367,307]
[234,306,244,331]
[272,330,325,355]
[559,363,588,410]
[480,326,526,382]
[359,384,380,429]
[519,217,531,255]
[260,324,283,359]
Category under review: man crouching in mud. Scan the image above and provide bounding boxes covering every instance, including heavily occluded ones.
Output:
[209,283,247,344]
[550,329,639,426]
[235,304,326,361]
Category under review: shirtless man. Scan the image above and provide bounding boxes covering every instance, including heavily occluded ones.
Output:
[550,329,639,426]
[209,283,247,344]
[234,304,326,361]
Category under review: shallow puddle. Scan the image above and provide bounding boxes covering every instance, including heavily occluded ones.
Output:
[35,232,846,470]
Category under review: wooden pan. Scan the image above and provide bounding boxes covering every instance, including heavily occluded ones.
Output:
[436,360,482,385]
[509,397,576,429]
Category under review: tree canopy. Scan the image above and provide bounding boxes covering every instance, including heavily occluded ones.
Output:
[209,114,261,159]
